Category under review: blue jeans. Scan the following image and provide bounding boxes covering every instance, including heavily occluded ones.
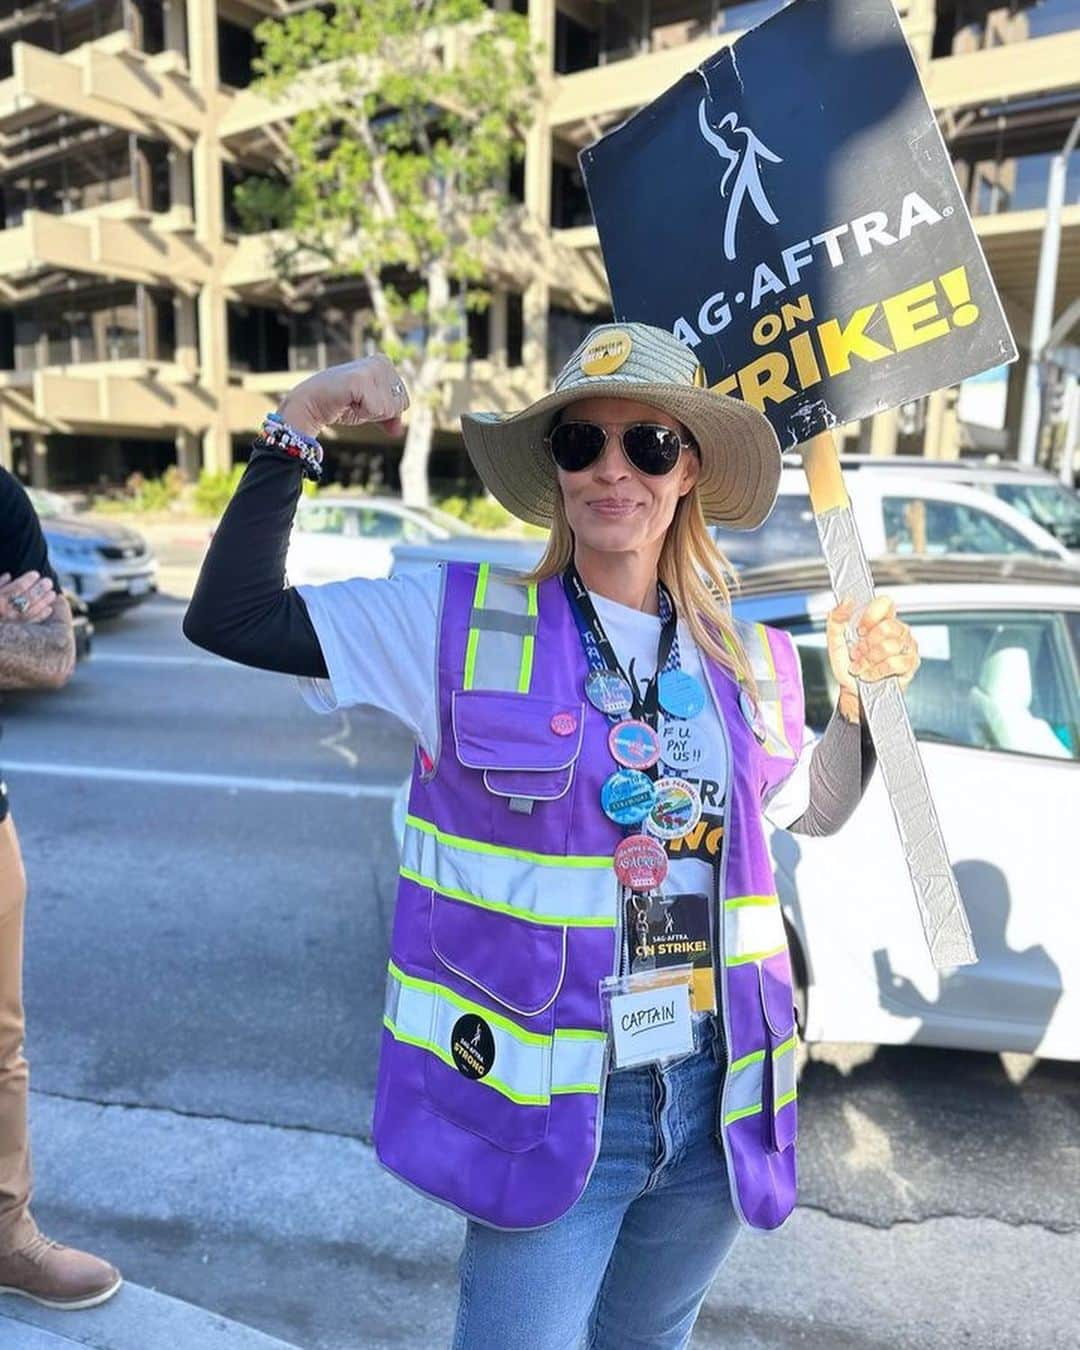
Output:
[452,1021,741,1349]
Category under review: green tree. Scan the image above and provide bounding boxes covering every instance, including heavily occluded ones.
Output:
[236,0,541,506]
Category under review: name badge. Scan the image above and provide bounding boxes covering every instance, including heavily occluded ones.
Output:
[601,968,695,1070]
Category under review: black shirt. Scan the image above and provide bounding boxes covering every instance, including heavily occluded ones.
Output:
[1,468,61,820]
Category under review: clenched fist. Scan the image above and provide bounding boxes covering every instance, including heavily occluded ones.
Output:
[276,354,410,440]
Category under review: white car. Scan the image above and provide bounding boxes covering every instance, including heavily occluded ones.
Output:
[734,556,1080,1061]
[715,469,1074,571]
[285,495,474,585]
[796,455,1080,560]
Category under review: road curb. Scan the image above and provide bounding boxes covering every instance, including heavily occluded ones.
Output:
[0,1282,302,1349]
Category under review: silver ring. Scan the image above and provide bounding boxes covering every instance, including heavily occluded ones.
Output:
[391,380,405,398]
[11,594,29,615]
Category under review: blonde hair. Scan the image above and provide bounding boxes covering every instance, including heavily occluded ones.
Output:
[525,487,759,697]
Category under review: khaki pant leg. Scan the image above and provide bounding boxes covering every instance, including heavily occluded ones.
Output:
[0,815,35,1254]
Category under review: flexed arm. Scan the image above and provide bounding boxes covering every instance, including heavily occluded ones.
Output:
[183,354,409,676]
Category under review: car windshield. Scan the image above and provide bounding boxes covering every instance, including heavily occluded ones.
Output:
[713,495,821,570]
[991,482,1080,548]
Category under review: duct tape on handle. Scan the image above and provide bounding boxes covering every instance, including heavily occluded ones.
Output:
[811,491,977,970]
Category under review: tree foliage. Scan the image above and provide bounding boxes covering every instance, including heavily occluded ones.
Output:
[234,0,542,504]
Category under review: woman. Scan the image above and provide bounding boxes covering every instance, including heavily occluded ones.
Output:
[185,322,919,1349]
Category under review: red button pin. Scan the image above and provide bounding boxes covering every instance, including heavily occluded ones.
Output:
[550,712,578,736]
[613,834,669,891]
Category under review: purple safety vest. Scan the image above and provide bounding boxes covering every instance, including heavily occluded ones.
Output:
[374,562,805,1231]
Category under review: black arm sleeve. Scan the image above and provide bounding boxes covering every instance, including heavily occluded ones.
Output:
[786,704,877,837]
[0,468,62,589]
[182,446,329,678]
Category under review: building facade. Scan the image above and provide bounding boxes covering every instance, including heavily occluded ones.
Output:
[1,0,1078,490]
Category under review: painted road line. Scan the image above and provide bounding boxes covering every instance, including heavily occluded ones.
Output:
[89,653,249,667]
[4,761,400,799]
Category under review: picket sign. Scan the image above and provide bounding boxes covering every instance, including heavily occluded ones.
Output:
[578,0,1002,968]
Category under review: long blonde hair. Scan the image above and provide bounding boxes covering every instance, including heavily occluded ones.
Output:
[525,487,759,697]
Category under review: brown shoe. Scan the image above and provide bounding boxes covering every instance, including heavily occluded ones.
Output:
[0,1232,122,1310]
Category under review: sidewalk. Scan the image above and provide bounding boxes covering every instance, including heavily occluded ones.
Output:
[0,1282,301,1349]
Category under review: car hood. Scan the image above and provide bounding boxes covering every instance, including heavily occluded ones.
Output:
[41,515,145,547]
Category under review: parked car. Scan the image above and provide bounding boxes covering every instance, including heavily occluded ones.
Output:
[714,469,1074,570]
[735,555,1080,1061]
[286,495,476,585]
[794,455,1080,558]
[27,490,158,616]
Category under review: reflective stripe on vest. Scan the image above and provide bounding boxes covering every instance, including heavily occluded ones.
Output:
[731,620,794,760]
[723,1032,798,1125]
[723,894,787,967]
[463,563,539,693]
[402,814,616,928]
[384,961,607,1106]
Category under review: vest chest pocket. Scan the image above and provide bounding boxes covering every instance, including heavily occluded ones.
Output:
[451,690,586,808]
[421,890,567,1152]
[759,949,798,1153]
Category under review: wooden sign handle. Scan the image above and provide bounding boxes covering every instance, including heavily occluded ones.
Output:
[797,429,977,969]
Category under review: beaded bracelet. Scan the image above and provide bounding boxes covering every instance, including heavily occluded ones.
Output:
[258,410,325,482]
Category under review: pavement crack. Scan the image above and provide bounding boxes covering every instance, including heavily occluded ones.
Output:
[30,1085,376,1148]
[798,1199,1077,1235]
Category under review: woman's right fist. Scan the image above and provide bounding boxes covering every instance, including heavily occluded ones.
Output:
[276,354,410,439]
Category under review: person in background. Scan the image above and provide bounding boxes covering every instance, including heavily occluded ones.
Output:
[0,467,122,1310]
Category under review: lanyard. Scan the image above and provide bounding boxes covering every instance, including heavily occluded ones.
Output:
[561,563,680,729]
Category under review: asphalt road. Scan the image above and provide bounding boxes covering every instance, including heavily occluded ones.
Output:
[1,588,1077,1349]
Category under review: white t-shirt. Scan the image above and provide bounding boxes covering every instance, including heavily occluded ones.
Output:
[297,566,813,843]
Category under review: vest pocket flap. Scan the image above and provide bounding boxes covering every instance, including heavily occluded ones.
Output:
[758,948,796,1040]
[430,891,567,1019]
[452,691,585,801]
[758,950,798,1153]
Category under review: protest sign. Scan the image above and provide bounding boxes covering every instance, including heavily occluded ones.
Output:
[580,0,1017,448]
[581,0,994,968]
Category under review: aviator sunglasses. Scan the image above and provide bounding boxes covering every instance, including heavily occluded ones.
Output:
[545,420,697,477]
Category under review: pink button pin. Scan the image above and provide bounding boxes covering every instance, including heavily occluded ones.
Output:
[550,711,578,736]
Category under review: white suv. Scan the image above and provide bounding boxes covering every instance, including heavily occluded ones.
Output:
[801,456,1080,560]
[714,469,1074,572]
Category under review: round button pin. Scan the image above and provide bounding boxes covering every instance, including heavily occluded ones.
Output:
[585,670,634,718]
[645,776,703,841]
[609,719,661,770]
[613,834,669,891]
[550,711,578,737]
[600,769,656,827]
[658,669,706,720]
[659,717,709,774]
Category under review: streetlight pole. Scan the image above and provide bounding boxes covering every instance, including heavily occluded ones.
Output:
[1016,113,1080,468]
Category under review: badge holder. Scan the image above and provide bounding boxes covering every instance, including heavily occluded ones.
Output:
[599,965,697,1071]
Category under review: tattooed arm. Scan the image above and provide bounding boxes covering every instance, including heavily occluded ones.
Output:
[0,596,76,690]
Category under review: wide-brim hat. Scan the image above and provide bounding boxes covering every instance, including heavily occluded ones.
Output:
[460,322,781,530]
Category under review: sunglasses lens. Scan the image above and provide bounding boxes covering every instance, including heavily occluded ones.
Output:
[622,425,684,475]
[549,422,607,472]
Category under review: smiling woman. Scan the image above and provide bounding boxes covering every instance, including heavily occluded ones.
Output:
[183,321,920,1350]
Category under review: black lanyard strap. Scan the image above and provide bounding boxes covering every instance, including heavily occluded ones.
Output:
[561,563,678,727]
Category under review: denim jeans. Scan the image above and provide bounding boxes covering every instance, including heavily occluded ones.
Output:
[452,1020,741,1350]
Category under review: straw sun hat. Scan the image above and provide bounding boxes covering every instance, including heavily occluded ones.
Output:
[460,322,781,530]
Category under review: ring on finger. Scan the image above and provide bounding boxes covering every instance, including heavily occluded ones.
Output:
[11,594,29,614]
